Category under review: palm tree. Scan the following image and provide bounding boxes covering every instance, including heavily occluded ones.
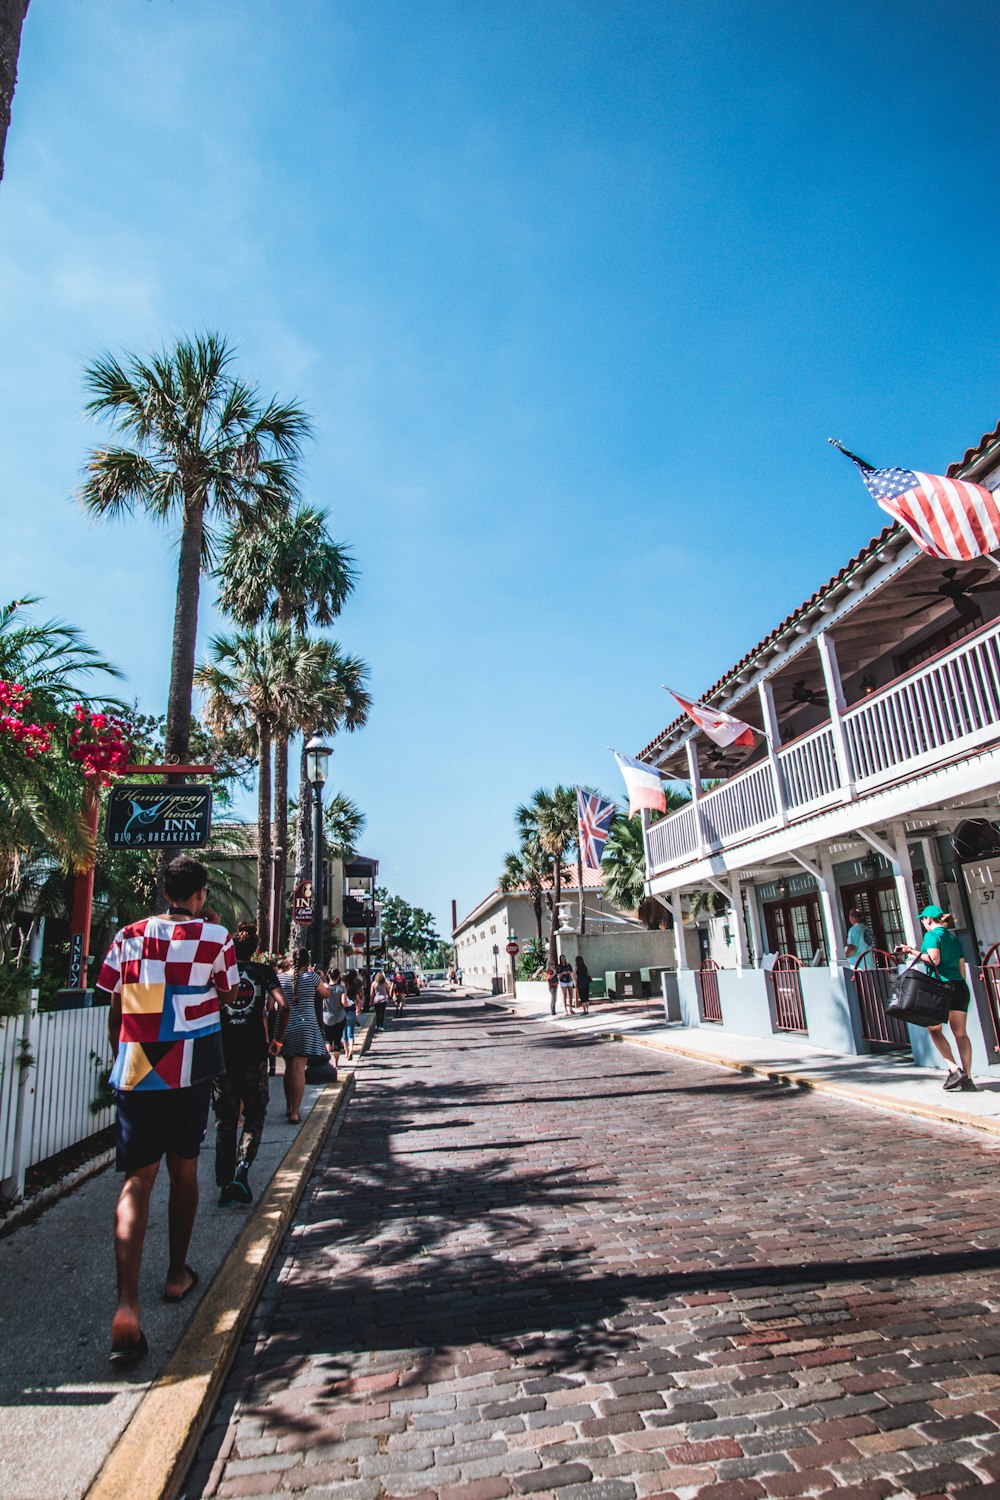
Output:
[323,792,366,859]
[290,643,371,948]
[195,627,325,941]
[80,333,310,780]
[215,501,356,929]
[498,834,552,947]
[0,1,30,182]
[517,786,579,964]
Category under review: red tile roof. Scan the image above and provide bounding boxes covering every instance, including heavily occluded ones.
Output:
[948,420,1000,476]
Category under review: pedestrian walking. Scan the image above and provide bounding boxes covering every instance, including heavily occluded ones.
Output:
[392,968,407,1014]
[575,954,592,1014]
[557,955,575,1013]
[900,904,977,1091]
[371,970,390,1029]
[845,907,875,970]
[322,967,348,1069]
[341,968,360,1059]
[545,963,558,1016]
[97,855,239,1369]
[214,921,288,1207]
[278,950,331,1123]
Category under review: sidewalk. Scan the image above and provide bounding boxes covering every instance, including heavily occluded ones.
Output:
[497,984,1000,1136]
[0,1025,371,1500]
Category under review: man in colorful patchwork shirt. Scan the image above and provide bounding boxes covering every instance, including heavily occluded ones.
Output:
[97,854,238,1368]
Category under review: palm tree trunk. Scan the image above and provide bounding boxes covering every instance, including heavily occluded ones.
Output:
[164,498,204,773]
[256,716,273,944]
[548,860,562,966]
[291,741,311,950]
[156,497,204,901]
[273,729,289,951]
[533,889,543,945]
[0,0,30,183]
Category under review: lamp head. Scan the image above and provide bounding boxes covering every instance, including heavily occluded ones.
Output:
[305,733,333,786]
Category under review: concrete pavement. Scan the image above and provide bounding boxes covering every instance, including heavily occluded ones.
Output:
[0,1034,370,1500]
[187,985,1000,1500]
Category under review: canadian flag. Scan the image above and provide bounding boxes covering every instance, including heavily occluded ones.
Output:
[668,689,756,749]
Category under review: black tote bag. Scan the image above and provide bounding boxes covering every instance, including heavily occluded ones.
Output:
[887,959,953,1028]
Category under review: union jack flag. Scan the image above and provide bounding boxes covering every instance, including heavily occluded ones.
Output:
[576,787,616,870]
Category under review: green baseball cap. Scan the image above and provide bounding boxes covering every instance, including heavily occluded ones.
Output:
[918,904,945,920]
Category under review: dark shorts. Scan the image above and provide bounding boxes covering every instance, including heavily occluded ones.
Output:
[115,1080,213,1174]
[324,1020,346,1046]
[944,978,971,1014]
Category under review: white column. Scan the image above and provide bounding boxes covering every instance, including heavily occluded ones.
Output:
[890,827,922,950]
[859,826,920,949]
[729,877,749,973]
[758,681,789,825]
[819,852,847,962]
[790,852,840,976]
[816,629,856,801]
[669,893,689,970]
[686,738,708,854]
[743,882,764,966]
[917,835,944,907]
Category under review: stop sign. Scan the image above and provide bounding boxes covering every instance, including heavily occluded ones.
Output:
[505,941,519,955]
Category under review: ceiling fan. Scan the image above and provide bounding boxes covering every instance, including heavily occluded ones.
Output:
[903,565,998,620]
[781,679,826,714]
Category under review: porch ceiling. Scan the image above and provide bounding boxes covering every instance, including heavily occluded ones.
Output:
[653,552,1000,782]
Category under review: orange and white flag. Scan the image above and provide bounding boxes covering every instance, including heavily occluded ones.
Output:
[668,689,756,749]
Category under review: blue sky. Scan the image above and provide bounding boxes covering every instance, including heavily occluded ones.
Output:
[2,1,999,934]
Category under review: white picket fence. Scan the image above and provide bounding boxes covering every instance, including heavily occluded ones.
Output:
[0,1004,114,1197]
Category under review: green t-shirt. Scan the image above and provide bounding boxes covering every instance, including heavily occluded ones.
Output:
[920,925,964,982]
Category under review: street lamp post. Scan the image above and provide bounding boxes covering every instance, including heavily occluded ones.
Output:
[305,733,332,968]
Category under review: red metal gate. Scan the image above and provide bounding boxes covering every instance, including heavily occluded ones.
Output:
[851,950,909,1049]
[768,953,808,1033]
[696,959,723,1023]
[980,943,1000,1049]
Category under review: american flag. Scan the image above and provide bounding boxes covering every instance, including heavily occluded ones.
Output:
[576,787,616,869]
[833,441,1000,562]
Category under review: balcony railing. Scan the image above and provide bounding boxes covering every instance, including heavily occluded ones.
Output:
[645,617,1000,877]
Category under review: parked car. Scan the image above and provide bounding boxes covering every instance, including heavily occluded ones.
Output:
[404,969,419,995]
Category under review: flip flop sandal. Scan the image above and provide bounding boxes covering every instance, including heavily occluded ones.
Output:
[109,1330,148,1369]
[163,1265,199,1304]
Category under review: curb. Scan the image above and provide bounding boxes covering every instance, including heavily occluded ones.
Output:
[86,1067,358,1500]
[604,1031,1000,1139]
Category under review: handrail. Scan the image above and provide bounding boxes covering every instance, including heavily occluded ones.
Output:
[852,947,895,972]
[842,615,1000,721]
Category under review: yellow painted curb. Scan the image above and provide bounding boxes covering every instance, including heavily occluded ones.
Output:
[87,1070,358,1500]
[606,1031,1000,1139]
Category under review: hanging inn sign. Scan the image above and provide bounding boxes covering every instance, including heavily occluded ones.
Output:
[105,784,214,849]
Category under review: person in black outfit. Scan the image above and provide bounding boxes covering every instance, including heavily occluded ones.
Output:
[575,955,591,1014]
[213,921,289,1206]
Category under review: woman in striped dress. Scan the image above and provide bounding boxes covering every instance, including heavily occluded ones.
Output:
[278,950,331,1123]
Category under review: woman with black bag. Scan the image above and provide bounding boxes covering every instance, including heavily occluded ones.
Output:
[900,905,977,1092]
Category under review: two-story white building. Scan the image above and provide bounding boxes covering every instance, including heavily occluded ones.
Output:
[638,420,1000,1074]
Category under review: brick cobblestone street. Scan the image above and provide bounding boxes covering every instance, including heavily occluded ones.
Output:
[188,993,1000,1500]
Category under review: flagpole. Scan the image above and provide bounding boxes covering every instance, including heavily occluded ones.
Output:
[828,437,875,470]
